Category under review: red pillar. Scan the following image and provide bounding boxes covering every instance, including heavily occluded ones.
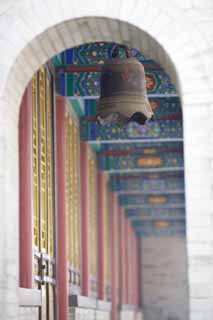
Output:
[125,218,129,304]
[80,141,89,296]
[97,170,105,300]
[134,234,140,306]
[111,192,118,320]
[119,207,126,305]
[19,84,33,288]
[127,220,132,304]
[56,96,68,320]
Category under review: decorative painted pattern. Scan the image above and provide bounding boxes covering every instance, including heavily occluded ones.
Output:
[133,220,185,237]
[54,42,176,96]
[80,119,183,141]
[53,41,185,237]
[110,176,184,192]
[83,96,182,119]
[126,208,185,219]
[99,141,183,154]
[119,194,185,206]
[98,153,184,171]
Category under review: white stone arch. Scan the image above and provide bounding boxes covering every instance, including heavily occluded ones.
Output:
[0,2,213,320]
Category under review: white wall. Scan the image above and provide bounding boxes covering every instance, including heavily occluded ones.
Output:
[140,236,189,320]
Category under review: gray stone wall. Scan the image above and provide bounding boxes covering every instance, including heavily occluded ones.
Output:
[140,236,189,320]
[19,307,39,320]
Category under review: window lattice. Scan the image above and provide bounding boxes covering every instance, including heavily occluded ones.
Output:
[32,73,39,250]
[66,115,81,287]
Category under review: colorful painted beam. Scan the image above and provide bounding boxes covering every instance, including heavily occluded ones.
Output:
[123,204,185,209]
[56,64,177,96]
[135,226,186,237]
[133,220,186,237]
[80,120,183,142]
[119,194,185,206]
[133,219,185,228]
[98,140,183,155]
[126,208,185,219]
[53,43,177,96]
[71,96,182,120]
[110,176,184,192]
[98,152,184,171]
[131,216,185,222]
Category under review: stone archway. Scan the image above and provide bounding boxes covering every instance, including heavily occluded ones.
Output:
[0,3,213,319]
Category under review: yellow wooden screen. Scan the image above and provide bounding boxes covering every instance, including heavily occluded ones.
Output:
[32,66,55,319]
[39,66,48,253]
[65,113,81,288]
[46,75,54,257]
[32,73,39,251]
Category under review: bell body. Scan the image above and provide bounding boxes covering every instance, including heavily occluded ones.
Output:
[96,56,154,122]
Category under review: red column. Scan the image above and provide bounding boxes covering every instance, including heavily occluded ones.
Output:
[127,220,132,305]
[97,170,105,300]
[119,207,126,305]
[125,218,129,304]
[111,192,118,320]
[56,96,68,320]
[80,141,89,296]
[134,234,140,306]
[19,84,33,288]
[130,226,134,305]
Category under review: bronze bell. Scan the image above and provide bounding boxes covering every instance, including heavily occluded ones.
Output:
[96,45,154,126]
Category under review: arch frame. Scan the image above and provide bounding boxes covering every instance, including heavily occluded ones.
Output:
[0,4,212,320]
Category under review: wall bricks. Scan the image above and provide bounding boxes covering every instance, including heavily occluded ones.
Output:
[140,236,189,320]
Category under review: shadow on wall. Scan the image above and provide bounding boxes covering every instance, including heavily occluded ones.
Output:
[143,306,180,320]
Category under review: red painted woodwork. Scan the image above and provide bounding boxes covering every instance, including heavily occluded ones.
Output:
[119,207,127,305]
[134,234,140,306]
[19,84,33,288]
[97,170,105,300]
[57,65,103,73]
[111,192,120,320]
[56,96,68,320]
[80,141,89,296]
[124,218,129,305]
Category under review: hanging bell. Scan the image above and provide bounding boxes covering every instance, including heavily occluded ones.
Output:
[96,45,154,126]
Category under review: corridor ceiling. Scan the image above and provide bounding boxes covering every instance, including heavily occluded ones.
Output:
[53,42,185,237]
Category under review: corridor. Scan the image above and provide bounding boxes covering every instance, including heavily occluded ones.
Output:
[17,42,188,320]
[0,2,212,320]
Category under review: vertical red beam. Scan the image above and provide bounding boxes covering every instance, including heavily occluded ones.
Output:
[80,141,89,296]
[130,227,134,305]
[111,192,118,320]
[97,170,105,300]
[132,232,136,306]
[56,96,68,320]
[125,218,129,304]
[127,221,132,305]
[135,234,140,306]
[19,84,33,288]
[119,207,126,305]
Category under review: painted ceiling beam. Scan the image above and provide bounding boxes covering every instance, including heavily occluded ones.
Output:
[88,138,183,145]
[117,189,184,195]
[67,94,179,99]
[121,204,185,209]
[136,228,186,237]
[131,216,185,222]
[107,167,184,174]
[126,208,185,216]
[130,215,186,224]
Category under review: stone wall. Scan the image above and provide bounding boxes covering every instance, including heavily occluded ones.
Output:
[19,307,39,320]
[140,236,189,320]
